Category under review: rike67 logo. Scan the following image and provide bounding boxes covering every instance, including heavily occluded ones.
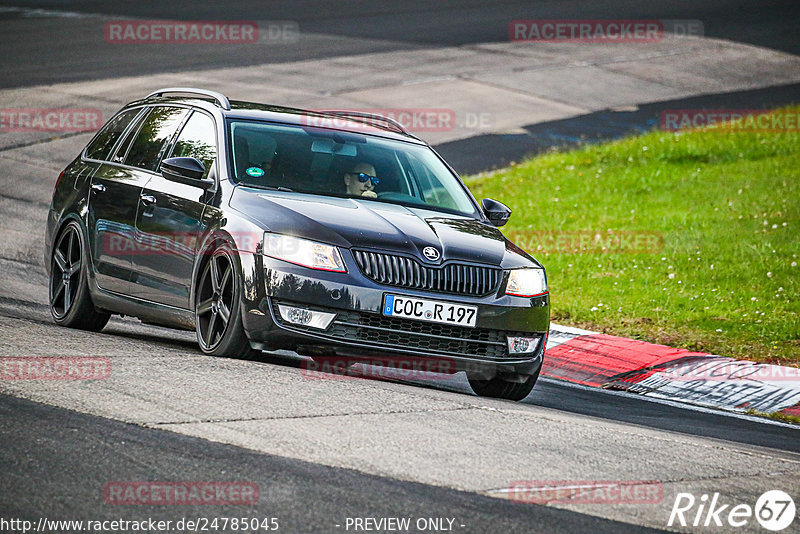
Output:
[669,490,795,531]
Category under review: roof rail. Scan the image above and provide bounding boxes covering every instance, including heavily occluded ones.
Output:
[318,110,412,136]
[145,87,231,110]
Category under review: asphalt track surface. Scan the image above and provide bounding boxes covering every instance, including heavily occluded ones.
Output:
[2,0,798,174]
[0,394,669,534]
[0,0,799,88]
[439,81,800,174]
[1,2,800,533]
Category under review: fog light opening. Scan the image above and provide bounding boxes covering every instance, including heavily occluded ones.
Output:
[277,304,336,330]
[507,336,540,354]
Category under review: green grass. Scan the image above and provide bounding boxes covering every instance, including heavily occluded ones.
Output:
[766,411,800,425]
[465,107,800,365]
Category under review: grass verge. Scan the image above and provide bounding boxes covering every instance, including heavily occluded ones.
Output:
[466,107,799,365]
[766,411,800,425]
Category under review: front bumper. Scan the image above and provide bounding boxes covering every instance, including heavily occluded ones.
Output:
[239,252,549,375]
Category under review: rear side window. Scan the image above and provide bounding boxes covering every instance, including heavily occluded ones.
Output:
[83,108,140,161]
[111,118,140,164]
[124,107,189,171]
[168,111,217,179]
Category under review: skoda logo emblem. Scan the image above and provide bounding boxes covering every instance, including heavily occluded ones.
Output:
[422,247,440,261]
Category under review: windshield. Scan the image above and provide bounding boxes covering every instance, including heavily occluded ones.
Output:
[227,120,479,217]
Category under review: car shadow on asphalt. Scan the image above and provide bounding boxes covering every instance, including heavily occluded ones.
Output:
[69,321,800,452]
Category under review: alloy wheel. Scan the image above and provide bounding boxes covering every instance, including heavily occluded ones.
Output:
[196,252,234,351]
[50,224,82,319]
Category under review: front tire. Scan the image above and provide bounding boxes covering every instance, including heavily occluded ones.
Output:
[195,244,255,358]
[467,366,540,401]
[49,221,110,331]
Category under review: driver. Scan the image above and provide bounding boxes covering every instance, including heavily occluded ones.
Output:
[344,162,379,198]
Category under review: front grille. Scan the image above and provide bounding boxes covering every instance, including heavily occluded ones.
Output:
[273,301,541,360]
[352,250,501,297]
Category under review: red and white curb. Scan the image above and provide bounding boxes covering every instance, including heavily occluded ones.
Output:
[545,325,800,417]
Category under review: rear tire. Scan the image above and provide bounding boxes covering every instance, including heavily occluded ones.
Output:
[49,221,110,331]
[195,244,256,358]
[467,366,540,401]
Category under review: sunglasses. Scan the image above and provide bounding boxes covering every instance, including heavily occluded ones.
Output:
[351,172,380,185]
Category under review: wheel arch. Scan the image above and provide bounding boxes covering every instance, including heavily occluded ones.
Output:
[48,213,96,283]
[190,229,245,316]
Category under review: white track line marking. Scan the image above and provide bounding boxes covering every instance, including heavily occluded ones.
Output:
[540,377,800,429]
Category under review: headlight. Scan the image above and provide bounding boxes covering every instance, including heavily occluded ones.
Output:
[505,268,548,297]
[263,233,346,272]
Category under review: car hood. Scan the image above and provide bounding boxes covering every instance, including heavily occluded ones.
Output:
[230,188,536,268]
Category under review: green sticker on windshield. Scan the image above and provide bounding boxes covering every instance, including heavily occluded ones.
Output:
[246,167,265,177]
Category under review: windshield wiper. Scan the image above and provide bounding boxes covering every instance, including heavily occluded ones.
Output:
[242,183,294,192]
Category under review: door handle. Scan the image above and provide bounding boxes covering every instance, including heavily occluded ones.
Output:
[90,183,106,193]
[140,194,157,204]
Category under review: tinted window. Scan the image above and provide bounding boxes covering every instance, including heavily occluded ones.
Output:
[124,107,188,171]
[111,119,140,164]
[168,112,217,179]
[403,152,463,213]
[84,108,140,161]
[229,121,478,217]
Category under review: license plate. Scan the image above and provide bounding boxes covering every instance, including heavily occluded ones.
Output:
[382,294,477,328]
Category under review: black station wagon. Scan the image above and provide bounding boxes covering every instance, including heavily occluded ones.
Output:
[45,88,549,400]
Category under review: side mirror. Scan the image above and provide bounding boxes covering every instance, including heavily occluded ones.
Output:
[161,157,214,190]
[481,198,511,227]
